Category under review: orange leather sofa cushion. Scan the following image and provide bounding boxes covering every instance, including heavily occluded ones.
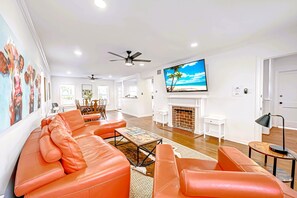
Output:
[48,115,72,135]
[179,169,282,198]
[59,110,85,131]
[51,124,87,174]
[87,119,126,139]
[40,134,62,163]
[83,114,101,122]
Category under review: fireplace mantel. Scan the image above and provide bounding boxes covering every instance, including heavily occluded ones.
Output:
[167,95,207,135]
[167,95,208,99]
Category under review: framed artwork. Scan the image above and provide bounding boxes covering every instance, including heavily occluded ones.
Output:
[44,77,47,101]
[48,82,51,100]
[81,84,92,97]
[0,15,42,133]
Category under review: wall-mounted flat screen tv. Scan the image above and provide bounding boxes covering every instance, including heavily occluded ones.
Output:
[163,59,208,92]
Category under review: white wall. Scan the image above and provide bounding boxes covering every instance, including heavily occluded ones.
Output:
[51,76,116,111]
[149,31,297,145]
[0,0,51,196]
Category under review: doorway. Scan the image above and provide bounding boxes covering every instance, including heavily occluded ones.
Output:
[261,53,297,131]
[275,70,297,129]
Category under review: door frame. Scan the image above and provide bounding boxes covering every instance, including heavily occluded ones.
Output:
[255,52,297,140]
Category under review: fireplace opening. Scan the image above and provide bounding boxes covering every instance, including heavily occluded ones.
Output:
[172,106,195,132]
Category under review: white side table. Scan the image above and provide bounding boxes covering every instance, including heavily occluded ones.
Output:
[203,115,226,142]
[155,110,168,127]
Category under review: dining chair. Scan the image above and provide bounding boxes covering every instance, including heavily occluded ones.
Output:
[75,99,91,115]
[99,99,107,119]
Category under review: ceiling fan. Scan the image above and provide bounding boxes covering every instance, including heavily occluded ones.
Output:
[108,51,151,66]
[88,74,100,82]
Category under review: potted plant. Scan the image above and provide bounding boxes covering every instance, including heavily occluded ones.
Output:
[82,90,93,105]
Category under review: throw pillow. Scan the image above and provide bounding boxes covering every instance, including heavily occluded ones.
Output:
[50,125,87,174]
[40,134,62,163]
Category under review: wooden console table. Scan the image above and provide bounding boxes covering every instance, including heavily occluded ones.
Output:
[248,141,297,188]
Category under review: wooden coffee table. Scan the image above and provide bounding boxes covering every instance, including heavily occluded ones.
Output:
[249,141,297,188]
[114,127,162,167]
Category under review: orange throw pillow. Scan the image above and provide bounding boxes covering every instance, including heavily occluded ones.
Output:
[40,135,62,163]
[40,125,50,139]
[48,115,72,135]
[50,125,87,174]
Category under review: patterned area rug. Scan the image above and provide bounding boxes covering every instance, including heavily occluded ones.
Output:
[107,135,215,198]
[109,140,157,177]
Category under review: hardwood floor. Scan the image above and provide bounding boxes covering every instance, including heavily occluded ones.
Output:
[107,110,297,190]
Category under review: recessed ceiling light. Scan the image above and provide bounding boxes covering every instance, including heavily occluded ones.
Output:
[66,71,72,74]
[108,75,112,78]
[74,50,82,56]
[190,42,198,48]
[139,63,144,66]
[94,0,107,9]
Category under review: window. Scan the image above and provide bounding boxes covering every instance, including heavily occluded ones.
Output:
[60,85,75,105]
[98,86,109,103]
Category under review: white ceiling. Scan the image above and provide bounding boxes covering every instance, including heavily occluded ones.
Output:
[24,0,297,79]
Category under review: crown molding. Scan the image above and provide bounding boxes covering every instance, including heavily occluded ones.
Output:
[16,0,51,73]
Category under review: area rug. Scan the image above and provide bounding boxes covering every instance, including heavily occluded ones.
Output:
[107,135,215,198]
[109,140,156,177]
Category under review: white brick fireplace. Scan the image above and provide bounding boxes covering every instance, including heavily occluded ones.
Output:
[168,95,207,135]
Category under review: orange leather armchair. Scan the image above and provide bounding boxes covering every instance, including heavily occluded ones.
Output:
[153,144,297,198]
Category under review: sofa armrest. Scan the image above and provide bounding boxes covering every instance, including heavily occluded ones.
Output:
[180,169,283,198]
[27,160,130,198]
[153,144,180,198]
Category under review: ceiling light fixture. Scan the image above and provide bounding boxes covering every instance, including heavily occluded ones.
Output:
[190,42,198,48]
[74,50,82,56]
[66,71,72,74]
[139,63,144,66]
[125,59,133,66]
[94,0,107,9]
[108,75,112,78]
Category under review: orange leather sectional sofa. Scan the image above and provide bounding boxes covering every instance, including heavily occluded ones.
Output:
[14,110,130,198]
[154,144,297,198]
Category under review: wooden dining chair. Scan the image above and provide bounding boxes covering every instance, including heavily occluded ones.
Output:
[75,99,90,115]
[98,99,107,119]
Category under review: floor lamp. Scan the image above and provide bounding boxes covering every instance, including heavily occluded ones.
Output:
[255,113,288,154]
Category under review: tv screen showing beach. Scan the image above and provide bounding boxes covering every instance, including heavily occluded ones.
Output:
[163,59,208,92]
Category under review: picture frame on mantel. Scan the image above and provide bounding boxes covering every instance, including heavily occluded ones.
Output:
[81,84,92,97]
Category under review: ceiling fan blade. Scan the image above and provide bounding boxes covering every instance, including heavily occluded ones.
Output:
[110,59,123,62]
[133,59,151,62]
[130,52,142,59]
[108,52,126,59]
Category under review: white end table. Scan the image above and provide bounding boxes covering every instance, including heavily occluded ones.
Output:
[155,110,168,127]
[203,115,226,142]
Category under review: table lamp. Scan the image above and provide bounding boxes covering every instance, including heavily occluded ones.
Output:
[255,113,288,154]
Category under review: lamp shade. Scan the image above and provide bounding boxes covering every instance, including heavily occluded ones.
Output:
[255,113,271,128]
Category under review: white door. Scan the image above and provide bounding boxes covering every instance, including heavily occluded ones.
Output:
[277,70,297,129]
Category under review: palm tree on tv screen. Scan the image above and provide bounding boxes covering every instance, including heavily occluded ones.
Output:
[172,71,182,91]
[169,65,182,91]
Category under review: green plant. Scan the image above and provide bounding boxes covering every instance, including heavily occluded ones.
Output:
[82,90,93,100]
